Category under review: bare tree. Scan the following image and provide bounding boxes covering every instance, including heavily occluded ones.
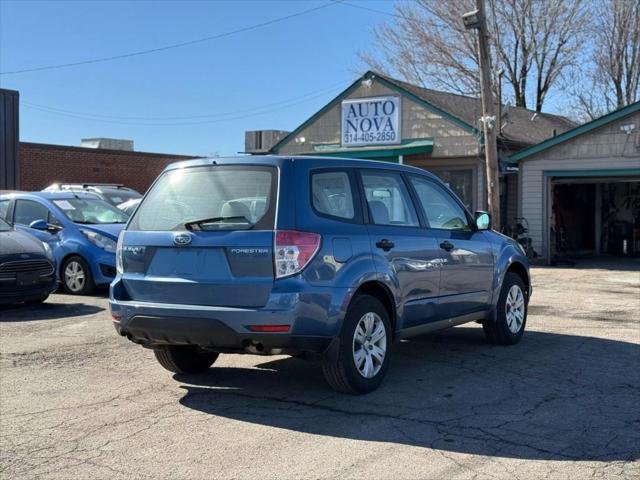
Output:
[360,0,589,112]
[574,0,640,119]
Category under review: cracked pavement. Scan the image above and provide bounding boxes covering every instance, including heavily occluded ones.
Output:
[1,262,639,479]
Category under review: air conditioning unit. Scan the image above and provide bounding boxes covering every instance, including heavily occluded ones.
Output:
[244,130,290,154]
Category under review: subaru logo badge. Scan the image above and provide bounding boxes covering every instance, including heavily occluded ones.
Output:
[173,232,192,246]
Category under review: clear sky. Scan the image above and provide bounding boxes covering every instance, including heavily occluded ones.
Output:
[0,0,399,157]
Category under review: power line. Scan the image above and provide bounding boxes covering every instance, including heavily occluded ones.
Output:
[337,1,409,21]
[21,83,346,126]
[0,1,340,75]
[20,81,347,120]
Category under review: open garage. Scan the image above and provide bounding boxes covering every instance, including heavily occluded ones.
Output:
[511,102,640,263]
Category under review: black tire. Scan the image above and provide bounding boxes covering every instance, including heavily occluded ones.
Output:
[154,346,219,374]
[61,255,95,295]
[322,295,392,394]
[483,272,528,345]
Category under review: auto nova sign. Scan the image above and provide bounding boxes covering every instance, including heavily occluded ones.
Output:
[341,96,401,146]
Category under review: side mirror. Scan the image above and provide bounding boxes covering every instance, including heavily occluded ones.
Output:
[475,211,491,231]
[29,219,49,231]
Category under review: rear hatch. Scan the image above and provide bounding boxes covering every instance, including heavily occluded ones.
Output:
[120,165,277,308]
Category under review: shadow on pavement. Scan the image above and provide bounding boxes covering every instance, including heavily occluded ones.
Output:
[176,327,640,462]
[0,301,104,322]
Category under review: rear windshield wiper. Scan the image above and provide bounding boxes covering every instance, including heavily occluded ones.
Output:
[184,216,251,231]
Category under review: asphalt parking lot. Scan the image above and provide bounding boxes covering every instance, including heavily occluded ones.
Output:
[1,262,639,479]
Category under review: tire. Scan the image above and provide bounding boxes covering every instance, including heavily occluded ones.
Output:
[322,295,392,394]
[154,346,219,374]
[483,272,528,345]
[61,256,95,295]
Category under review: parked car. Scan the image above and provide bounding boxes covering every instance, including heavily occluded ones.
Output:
[110,156,531,394]
[43,183,142,209]
[0,217,57,305]
[0,192,128,295]
[116,198,141,216]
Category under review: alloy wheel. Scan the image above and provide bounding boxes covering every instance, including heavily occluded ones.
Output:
[352,312,387,378]
[64,261,86,293]
[505,285,525,333]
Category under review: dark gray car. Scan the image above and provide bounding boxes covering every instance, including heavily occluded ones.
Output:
[0,218,57,304]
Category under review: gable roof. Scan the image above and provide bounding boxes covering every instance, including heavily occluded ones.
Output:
[377,73,576,147]
[270,71,576,153]
[509,100,640,162]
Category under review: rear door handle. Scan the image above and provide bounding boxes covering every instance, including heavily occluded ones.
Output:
[439,240,454,251]
[376,239,395,251]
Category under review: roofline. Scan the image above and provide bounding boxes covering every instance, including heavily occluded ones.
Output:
[372,73,480,135]
[19,141,198,159]
[509,101,640,162]
[269,71,480,153]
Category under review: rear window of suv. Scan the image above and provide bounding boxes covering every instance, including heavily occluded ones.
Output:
[128,165,277,231]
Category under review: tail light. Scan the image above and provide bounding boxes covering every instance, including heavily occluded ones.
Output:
[274,230,321,278]
[115,232,124,274]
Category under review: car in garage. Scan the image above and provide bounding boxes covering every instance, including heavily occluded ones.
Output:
[110,156,531,393]
[0,192,128,295]
[0,217,57,304]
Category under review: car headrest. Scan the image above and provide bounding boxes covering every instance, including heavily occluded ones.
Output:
[221,201,251,219]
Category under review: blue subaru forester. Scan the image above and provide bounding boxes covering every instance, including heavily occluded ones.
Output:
[110,156,531,394]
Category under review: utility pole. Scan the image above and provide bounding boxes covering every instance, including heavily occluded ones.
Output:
[463,0,501,230]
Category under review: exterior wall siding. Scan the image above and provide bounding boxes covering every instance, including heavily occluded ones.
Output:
[19,143,196,193]
[275,80,480,158]
[519,112,640,259]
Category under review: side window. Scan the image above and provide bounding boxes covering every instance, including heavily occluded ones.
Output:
[361,171,419,227]
[13,200,50,226]
[409,176,470,230]
[0,200,10,221]
[312,171,355,220]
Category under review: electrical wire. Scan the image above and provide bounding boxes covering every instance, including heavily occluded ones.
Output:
[20,81,347,120]
[0,1,340,75]
[21,83,346,126]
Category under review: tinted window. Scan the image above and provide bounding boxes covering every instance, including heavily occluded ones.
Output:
[312,171,355,220]
[103,190,141,205]
[0,200,9,221]
[14,200,50,226]
[361,171,418,227]
[410,176,469,230]
[129,165,276,231]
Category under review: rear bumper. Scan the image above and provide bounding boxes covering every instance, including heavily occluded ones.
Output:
[112,314,332,353]
[109,278,352,353]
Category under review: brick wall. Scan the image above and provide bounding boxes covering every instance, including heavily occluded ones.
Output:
[19,142,197,193]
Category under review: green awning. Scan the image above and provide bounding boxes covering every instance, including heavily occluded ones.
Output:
[307,138,434,159]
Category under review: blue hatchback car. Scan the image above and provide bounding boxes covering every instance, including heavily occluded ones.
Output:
[0,192,128,294]
[110,156,531,393]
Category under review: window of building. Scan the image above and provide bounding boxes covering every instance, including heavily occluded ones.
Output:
[361,171,419,227]
[428,168,474,210]
[312,171,355,220]
[410,176,470,231]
